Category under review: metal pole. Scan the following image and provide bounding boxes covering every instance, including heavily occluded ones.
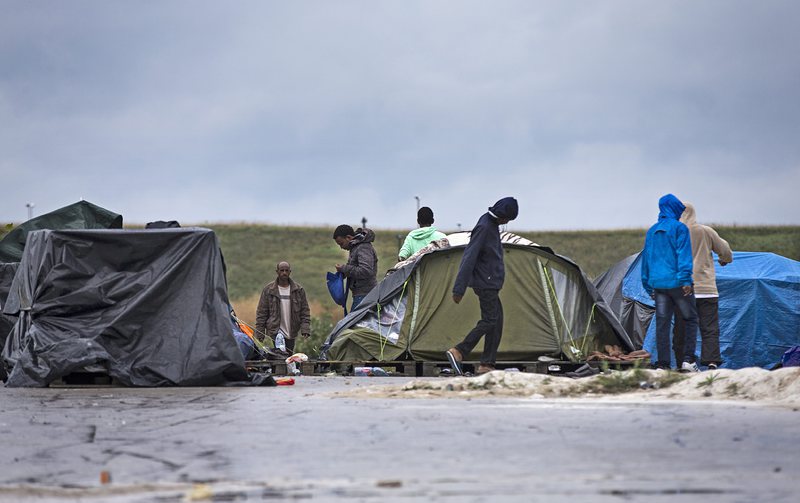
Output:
[25,203,35,220]
[414,196,420,213]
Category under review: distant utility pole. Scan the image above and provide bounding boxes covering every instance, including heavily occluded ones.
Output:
[25,202,35,220]
[457,223,462,232]
[361,216,367,229]
[414,196,420,212]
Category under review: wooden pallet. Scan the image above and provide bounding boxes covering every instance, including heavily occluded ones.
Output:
[420,361,550,377]
[316,360,419,377]
[49,372,118,387]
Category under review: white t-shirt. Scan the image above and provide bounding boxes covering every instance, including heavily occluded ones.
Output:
[278,285,292,337]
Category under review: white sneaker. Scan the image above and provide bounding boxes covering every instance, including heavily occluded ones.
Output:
[681,361,700,373]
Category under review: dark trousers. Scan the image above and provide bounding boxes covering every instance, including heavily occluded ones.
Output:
[674,297,722,365]
[455,288,503,365]
[655,288,698,367]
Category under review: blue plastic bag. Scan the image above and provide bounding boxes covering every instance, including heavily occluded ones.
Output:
[326,271,348,307]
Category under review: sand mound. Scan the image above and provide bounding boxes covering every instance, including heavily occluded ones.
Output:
[344,367,800,407]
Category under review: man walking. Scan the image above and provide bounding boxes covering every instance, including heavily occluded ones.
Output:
[255,261,311,353]
[446,197,519,376]
[641,194,699,371]
[673,202,733,369]
[333,225,378,311]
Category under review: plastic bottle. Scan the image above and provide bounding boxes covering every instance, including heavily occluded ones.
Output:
[275,332,286,352]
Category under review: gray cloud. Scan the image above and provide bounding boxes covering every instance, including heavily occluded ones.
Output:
[1,0,798,230]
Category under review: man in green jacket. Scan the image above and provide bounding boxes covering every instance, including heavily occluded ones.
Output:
[398,207,446,261]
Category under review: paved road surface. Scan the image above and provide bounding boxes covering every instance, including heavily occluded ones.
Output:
[1,376,798,502]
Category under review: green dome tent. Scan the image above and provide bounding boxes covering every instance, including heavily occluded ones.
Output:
[321,232,633,363]
[0,200,122,263]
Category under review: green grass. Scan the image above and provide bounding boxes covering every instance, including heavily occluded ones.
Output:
[579,368,687,394]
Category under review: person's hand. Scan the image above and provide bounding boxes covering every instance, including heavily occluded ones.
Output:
[452,294,463,304]
[682,285,693,296]
[335,264,343,272]
[301,332,311,339]
[649,292,655,300]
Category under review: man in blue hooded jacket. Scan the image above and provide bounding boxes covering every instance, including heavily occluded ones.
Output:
[446,197,519,375]
[641,194,699,371]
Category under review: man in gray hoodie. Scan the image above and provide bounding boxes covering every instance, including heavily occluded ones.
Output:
[334,225,378,311]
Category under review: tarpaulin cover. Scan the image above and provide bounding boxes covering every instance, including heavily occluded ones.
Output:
[593,253,655,348]
[608,251,800,369]
[0,200,122,263]
[0,262,18,380]
[2,228,270,387]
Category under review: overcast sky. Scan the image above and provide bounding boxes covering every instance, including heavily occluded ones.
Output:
[1,1,798,231]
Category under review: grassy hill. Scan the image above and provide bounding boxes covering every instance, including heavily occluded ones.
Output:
[205,223,799,354]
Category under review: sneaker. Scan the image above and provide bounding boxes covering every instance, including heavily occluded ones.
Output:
[680,361,700,373]
[446,348,463,376]
[706,363,719,371]
[476,364,496,375]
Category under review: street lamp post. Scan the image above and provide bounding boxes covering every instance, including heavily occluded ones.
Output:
[414,196,420,213]
[25,203,35,220]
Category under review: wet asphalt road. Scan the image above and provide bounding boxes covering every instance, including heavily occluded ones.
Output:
[0,376,798,502]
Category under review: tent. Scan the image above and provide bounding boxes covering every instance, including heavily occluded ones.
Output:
[2,228,270,387]
[321,232,633,362]
[595,251,800,369]
[593,253,654,349]
[0,200,123,364]
[0,262,18,381]
[0,200,122,263]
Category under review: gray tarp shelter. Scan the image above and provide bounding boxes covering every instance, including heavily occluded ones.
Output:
[2,228,271,387]
[321,232,633,362]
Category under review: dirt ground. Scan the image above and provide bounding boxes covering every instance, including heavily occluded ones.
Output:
[0,368,798,502]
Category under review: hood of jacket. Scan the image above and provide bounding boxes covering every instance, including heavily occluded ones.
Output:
[679,202,697,226]
[489,197,519,221]
[408,226,442,241]
[348,227,375,248]
[658,194,685,220]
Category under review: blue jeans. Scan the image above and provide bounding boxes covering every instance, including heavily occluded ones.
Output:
[655,287,698,367]
[351,295,366,311]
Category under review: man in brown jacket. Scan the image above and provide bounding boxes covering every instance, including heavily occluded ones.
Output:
[673,203,733,369]
[255,261,311,353]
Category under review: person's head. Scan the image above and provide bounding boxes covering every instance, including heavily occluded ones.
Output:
[417,206,435,227]
[333,224,355,250]
[276,261,291,283]
[489,197,519,225]
[680,202,696,226]
[657,194,685,220]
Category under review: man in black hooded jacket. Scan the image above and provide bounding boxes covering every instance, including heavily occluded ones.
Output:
[446,197,519,375]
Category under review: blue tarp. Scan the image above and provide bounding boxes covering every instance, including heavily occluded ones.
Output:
[626,251,800,369]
